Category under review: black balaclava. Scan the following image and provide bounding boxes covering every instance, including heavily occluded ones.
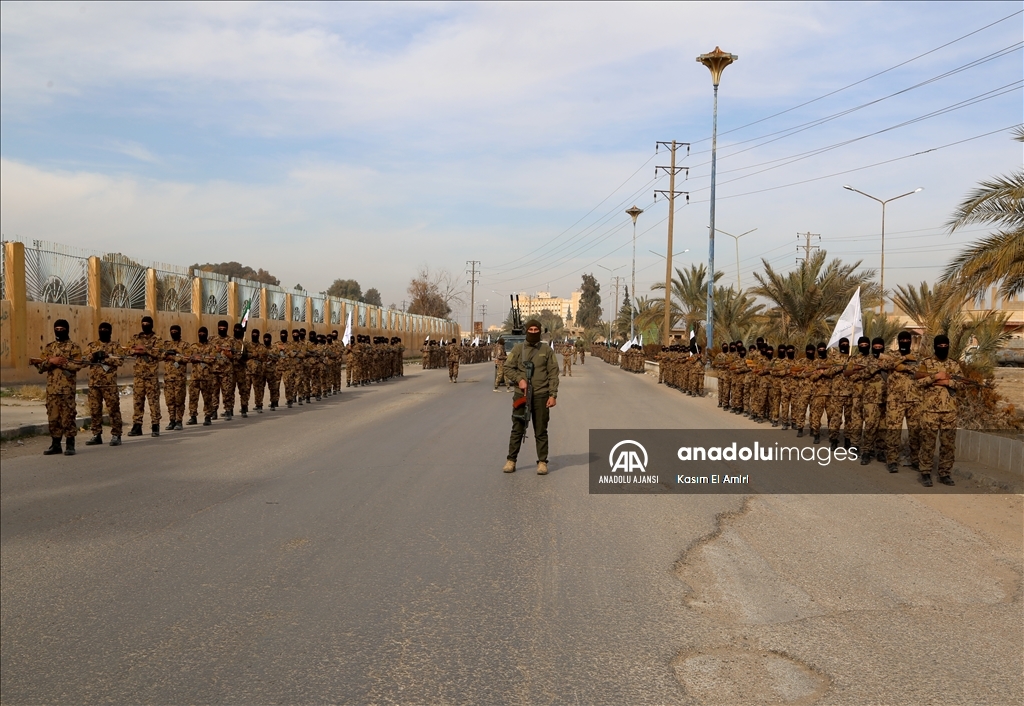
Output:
[98,322,113,344]
[721,343,728,353]
[838,337,850,355]
[817,343,828,360]
[198,327,209,344]
[897,331,912,355]
[737,344,746,357]
[728,343,736,354]
[54,319,70,342]
[525,319,542,344]
[319,335,327,344]
[756,337,765,352]
[233,323,244,340]
[805,344,815,360]
[292,330,301,342]
[300,328,307,341]
[765,345,774,360]
[280,330,288,342]
[264,333,273,347]
[217,320,229,338]
[786,345,795,360]
[871,337,885,358]
[309,336,317,347]
[933,334,951,361]
[251,330,261,344]
[857,336,870,356]
[170,325,182,342]
[141,315,154,335]
[332,330,339,340]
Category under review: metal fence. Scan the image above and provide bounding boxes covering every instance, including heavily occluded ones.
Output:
[100,253,147,309]
[155,261,192,313]
[233,277,263,319]
[266,285,286,321]
[25,240,90,305]
[195,269,229,315]
[292,292,307,323]
[311,295,325,324]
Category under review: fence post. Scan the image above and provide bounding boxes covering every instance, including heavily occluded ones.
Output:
[4,241,27,369]
[87,256,102,325]
[227,282,239,321]
[146,268,158,316]
[192,275,203,317]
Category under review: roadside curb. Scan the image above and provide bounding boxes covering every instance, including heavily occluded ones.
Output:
[1,415,109,441]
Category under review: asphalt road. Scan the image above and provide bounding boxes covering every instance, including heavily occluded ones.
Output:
[2,359,1021,704]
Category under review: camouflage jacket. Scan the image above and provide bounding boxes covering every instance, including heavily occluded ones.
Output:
[447,344,462,363]
[83,340,123,387]
[186,341,216,377]
[244,340,267,369]
[916,356,963,414]
[211,336,242,372]
[163,339,190,377]
[37,340,83,395]
[129,332,161,378]
[881,352,922,402]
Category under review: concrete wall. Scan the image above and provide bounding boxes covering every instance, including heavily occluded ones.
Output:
[1,241,458,385]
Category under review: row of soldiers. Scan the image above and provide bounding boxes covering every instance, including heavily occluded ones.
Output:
[31,317,405,456]
[420,339,492,383]
[712,333,965,486]
[656,345,707,396]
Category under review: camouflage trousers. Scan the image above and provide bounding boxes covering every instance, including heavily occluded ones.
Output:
[792,388,812,431]
[265,367,281,405]
[730,375,747,409]
[918,410,956,475]
[283,365,300,402]
[164,372,187,423]
[690,368,704,396]
[47,391,78,437]
[827,394,853,442]
[562,355,572,376]
[89,384,123,436]
[494,361,508,388]
[778,383,793,425]
[886,396,921,465]
[215,369,236,414]
[768,381,781,422]
[718,373,731,407]
[808,393,829,437]
[860,402,885,457]
[244,362,265,408]
[188,371,215,418]
[229,366,247,409]
[133,376,161,425]
[448,361,459,380]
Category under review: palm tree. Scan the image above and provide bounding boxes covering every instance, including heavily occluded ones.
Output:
[713,286,764,346]
[941,126,1024,299]
[861,311,902,346]
[751,250,880,347]
[650,263,723,338]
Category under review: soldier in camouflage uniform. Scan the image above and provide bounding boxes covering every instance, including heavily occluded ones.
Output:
[914,334,960,486]
[264,332,283,410]
[807,343,831,443]
[284,329,302,405]
[82,321,124,446]
[128,315,163,437]
[162,324,189,431]
[562,343,573,377]
[32,319,83,456]
[186,327,216,425]
[242,328,267,414]
[826,338,854,449]
[713,344,730,408]
[447,338,462,383]
[881,331,922,473]
[775,345,797,429]
[842,337,871,455]
[210,320,240,419]
[791,344,816,436]
[229,323,250,416]
[853,337,888,464]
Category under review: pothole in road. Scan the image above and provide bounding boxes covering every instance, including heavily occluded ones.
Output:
[672,648,829,705]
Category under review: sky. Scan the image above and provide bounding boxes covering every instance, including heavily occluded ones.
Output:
[1,1,1021,331]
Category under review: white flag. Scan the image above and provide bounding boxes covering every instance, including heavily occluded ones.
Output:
[828,286,864,349]
[342,311,353,345]
[487,334,491,344]
[620,339,632,353]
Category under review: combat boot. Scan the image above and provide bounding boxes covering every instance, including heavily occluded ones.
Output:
[771,420,779,428]
[151,424,160,437]
[813,433,821,445]
[109,435,121,446]
[830,439,838,452]
[127,423,143,437]
[240,406,248,418]
[186,416,198,425]
[781,422,789,430]
[921,473,933,487]
[887,463,899,474]
[939,475,955,486]
[212,411,218,420]
[796,428,804,438]
[85,434,104,446]
[63,437,76,456]
[287,400,293,408]
[860,451,872,466]
[43,437,63,455]
[843,438,851,449]
[255,406,263,414]
[165,422,176,431]
[203,416,212,426]
[174,421,183,430]
[537,461,548,475]
[502,459,516,473]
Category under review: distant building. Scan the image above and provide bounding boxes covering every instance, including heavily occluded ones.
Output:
[516,291,582,325]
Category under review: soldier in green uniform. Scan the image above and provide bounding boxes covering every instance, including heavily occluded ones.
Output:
[31,319,83,456]
[83,321,124,446]
[503,319,559,475]
[915,334,961,486]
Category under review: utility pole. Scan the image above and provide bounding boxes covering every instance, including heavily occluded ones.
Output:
[655,141,690,345]
[478,303,487,333]
[612,276,624,340]
[466,260,480,336]
[796,232,820,264]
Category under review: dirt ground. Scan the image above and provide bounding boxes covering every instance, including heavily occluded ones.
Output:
[994,367,1024,409]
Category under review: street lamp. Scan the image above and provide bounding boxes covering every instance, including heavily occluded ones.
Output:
[843,185,923,313]
[710,226,756,291]
[626,205,643,339]
[697,46,737,356]
[598,263,625,343]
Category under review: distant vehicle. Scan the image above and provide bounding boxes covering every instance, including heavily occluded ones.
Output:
[504,294,526,353]
[995,337,1024,367]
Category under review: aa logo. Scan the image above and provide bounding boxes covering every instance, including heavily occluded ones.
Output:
[609,440,648,473]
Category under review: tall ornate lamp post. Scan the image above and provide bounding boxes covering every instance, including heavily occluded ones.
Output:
[843,185,922,313]
[625,205,643,339]
[697,46,737,354]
